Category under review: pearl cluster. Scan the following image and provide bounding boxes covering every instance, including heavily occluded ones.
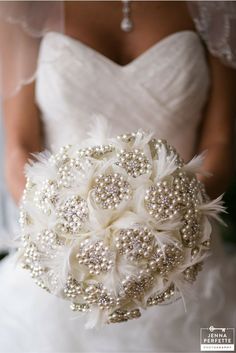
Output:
[76,240,113,275]
[116,149,151,177]
[21,177,35,203]
[63,275,83,299]
[69,281,142,321]
[202,239,211,249]
[52,146,93,187]
[93,173,132,209]
[148,244,184,276]
[52,145,71,161]
[70,303,90,312]
[21,236,45,279]
[147,283,176,306]
[183,262,203,282]
[50,145,73,171]
[22,238,40,262]
[150,138,184,166]
[57,196,89,233]
[34,179,58,214]
[108,308,141,324]
[144,170,205,249]
[57,162,77,188]
[145,171,196,221]
[19,208,32,229]
[181,212,202,248]
[53,146,93,187]
[119,273,154,299]
[115,227,154,261]
[117,132,138,143]
[83,283,117,310]
[36,230,62,253]
[21,235,55,292]
[45,270,59,291]
[145,183,179,220]
[77,144,114,159]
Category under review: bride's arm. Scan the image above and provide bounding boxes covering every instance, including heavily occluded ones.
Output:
[196,54,236,199]
[3,82,43,204]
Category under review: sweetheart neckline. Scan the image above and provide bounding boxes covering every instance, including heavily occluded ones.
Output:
[43,30,200,69]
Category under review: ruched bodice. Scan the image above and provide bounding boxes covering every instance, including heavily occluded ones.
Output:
[36,30,210,161]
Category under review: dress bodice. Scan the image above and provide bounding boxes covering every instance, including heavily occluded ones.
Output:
[36,30,210,161]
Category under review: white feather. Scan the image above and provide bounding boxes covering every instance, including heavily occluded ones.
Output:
[183,150,212,176]
[25,150,57,183]
[198,194,227,225]
[154,145,179,182]
[84,114,112,147]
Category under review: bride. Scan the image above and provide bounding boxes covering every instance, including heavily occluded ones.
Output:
[0,1,236,352]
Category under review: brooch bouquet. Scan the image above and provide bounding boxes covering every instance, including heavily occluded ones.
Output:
[19,119,224,328]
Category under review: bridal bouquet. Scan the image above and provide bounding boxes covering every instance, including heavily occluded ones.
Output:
[19,119,224,328]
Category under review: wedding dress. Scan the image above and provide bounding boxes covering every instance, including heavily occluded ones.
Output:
[0,30,235,353]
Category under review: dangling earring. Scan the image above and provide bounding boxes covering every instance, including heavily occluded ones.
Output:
[120,0,133,32]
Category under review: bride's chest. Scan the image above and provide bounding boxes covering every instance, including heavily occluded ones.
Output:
[36,31,210,128]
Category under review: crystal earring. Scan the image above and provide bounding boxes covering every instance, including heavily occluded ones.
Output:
[121,0,133,32]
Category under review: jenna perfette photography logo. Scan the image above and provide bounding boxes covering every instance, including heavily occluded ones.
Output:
[200,325,235,351]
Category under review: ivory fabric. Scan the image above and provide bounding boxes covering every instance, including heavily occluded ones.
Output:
[36,31,209,162]
[0,30,235,353]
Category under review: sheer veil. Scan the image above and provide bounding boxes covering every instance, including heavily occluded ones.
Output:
[188,1,236,69]
[0,1,64,99]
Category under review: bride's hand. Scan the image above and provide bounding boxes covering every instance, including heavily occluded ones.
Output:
[3,82,43,205]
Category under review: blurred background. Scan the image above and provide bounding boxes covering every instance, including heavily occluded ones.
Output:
[0,113,17,261]
[0,114,6,260]
[0,113,236,260]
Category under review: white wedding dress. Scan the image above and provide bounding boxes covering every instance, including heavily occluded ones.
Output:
[0,30,236,353]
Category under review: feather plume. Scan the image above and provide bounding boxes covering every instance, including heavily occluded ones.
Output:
[154,145,179,181]
[84,114,112,147]
[183,150,212,176]
[198,194,227,225]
